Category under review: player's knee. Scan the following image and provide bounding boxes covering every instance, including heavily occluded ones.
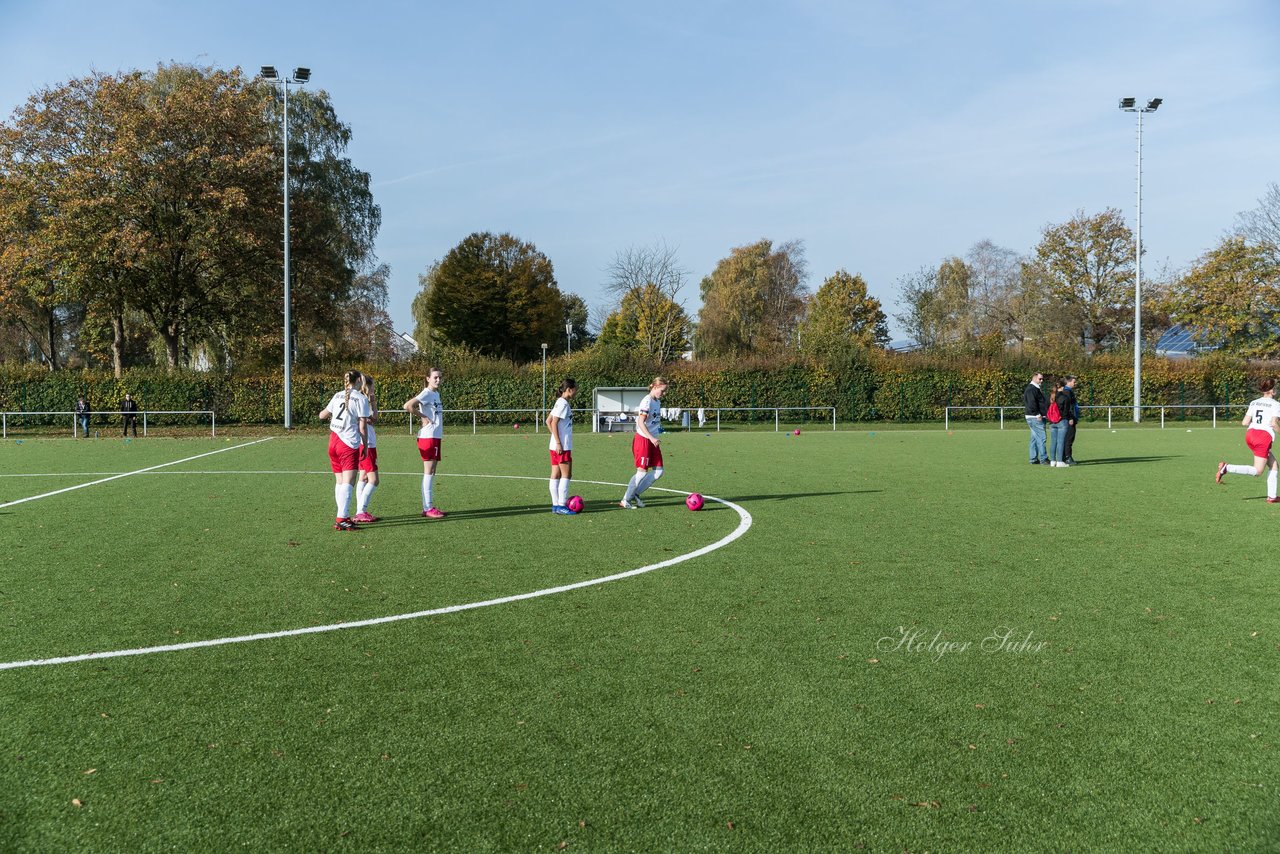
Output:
[652,467,664,480]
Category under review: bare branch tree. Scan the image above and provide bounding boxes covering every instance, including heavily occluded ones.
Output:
[603,241,690,360]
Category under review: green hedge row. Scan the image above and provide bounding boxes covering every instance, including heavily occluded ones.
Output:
[0,351,1271,425]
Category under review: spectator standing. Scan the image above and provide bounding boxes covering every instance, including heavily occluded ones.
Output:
[75,396,91,438]
[1048,379,1072,468]
[1062,376,1081,464]
[122,393,140,438]
[1022,372,1049,465]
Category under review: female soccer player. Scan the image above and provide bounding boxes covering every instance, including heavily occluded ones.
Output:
[403,367,446,519]
[353,374,381,523]
[620,376,668,509]
[1217,378,1280,503]
[319,370,371,530]
[545,378,578,515]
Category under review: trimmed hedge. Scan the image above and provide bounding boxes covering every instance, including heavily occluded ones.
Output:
[0,351,1269,425]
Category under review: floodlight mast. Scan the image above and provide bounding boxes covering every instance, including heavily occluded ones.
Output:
[259,65,311,429]
[1118,96,1161,424]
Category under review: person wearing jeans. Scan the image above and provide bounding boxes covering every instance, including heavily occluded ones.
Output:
[75,396,90,438]
[1023,372,1049,464]
[1048,379,1072,467]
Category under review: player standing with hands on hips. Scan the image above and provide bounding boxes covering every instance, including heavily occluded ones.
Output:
[1217,377,1280,503]
[319,370,371,531]
[404,367,447,519]
[546,378,578,515]
[620,376,668,509]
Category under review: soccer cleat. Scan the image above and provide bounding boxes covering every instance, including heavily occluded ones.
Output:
[551,505,563,513]
[423,508,445,519]
[334,518,359,531]
[1269,497,1280,504]
[353,512,380,523]
[619,499,636,510]
[1216,461,1227,484]
[553,506,577,515]
[633,497,645,508]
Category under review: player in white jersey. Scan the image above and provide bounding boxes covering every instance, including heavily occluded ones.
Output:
[353,374,381,523]
[1217,378,1280,503]
[403,366,446,519]
[319,370,371,530]
[545,378,578,515]
[620,376,668,509]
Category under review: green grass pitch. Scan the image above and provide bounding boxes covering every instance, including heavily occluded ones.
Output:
[1,426,1277,851]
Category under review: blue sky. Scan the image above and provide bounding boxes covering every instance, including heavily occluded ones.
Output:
[3,0,1278,340]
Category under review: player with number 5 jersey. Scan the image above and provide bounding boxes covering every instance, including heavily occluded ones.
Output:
[1217,377,1280,503]
[620,376,668,509]
[403,367,446,518]
[319,370,372,530]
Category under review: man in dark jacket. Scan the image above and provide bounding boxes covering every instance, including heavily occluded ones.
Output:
[1023,372,1049,464]
[1062,376,1080,464]
[122,393,139,438]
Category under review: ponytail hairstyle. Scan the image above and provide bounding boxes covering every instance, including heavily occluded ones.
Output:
[650,375,668,390]
[360,373,376,411]
[556,377,577,398]
[1261,378,1276,395]
[343,369,361,412]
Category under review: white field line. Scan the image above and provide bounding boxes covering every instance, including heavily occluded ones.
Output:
[0,439,274,509]
[0,474,751,671]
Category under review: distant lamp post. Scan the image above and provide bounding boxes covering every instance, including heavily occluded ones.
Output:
[260,65,311,429]
[1118,95,1161,424]
[541,343,549,416]
[566,322,573,356]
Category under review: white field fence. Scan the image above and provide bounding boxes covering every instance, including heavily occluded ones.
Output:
[2,410,216,438]
[943,404,1234,431]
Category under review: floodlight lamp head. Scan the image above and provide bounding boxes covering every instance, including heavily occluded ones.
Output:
[260,66,279,80]
[292,67,311,83]
[1119,97,1136,109]
[1146,97,1162,111]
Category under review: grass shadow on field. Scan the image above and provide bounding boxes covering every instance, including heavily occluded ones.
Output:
[722,490,870,503]
[1072,456,1180,466]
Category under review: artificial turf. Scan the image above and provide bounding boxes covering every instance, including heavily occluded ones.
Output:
[0,426,1277,851]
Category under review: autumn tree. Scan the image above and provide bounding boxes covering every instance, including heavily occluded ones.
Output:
[421,232,564,361]
[602,243,690,361]
[1034,208,1135,352]
[800,269,888,354]
[597,284,690,360]
[1169,236,1280,356]
[696,238,807,356]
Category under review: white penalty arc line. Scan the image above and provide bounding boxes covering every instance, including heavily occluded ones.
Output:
[0,438,275,509]
[0,474,752,671]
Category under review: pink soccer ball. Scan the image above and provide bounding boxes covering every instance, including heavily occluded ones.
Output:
[793,429,801,436]
[567,495,584,513]
[685,493,704,512]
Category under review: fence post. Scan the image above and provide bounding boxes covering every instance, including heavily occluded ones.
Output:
[945,407,949,431]
[1213,407,1216,429]
[2,413,5,438]
[717,410,720,432]
[1160,407,1165,429]
[143,412,148,437]
[775,409,779,432]
[473,411,477,435]
[212,411,216,438]
[1108,407,1112,429]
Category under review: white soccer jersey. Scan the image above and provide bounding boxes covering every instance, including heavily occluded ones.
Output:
[327,389,371,449]
[365,398,378,449]
[415,389,444,440]
[638,393,662,437]
[1245,396,1280,439]
[549,397,573,451]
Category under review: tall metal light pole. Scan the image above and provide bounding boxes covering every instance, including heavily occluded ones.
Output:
[260,66,311,429]
[1118,96,1161,424]
[566,322,573,356]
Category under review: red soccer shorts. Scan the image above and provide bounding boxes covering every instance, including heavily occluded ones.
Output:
[358,447,378,473]
[632,435,662,469]
[418,438,442,462]
[328,433,359,473]
[550,449,572,466]
[1246,428,1273,458]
